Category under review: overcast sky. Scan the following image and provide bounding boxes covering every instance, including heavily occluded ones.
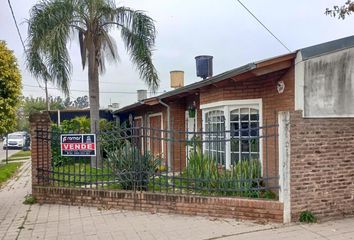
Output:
[1,0,353,108]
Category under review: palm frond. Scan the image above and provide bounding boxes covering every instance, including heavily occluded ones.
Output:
[115,8,159,92]
[26,0,75,95]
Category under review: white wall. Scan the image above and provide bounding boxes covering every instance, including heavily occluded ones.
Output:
[295,47,354,118]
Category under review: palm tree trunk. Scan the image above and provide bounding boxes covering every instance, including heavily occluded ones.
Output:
[45,80,50,111]
[88,41,101,168]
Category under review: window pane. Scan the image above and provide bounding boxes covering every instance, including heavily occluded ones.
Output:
[241,140,249,152]
[231,122,239,136]
[251,153,259,161]
[231,152,239,165]
[231,139,239,152]
[230,112,239,121]
[250,109,259,121]
[250,122,259,136]
[241,122,249,136]
[250,139,259,152]
[241,153,251,161]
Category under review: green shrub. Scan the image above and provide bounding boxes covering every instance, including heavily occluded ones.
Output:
[23,194,37,205]
[107,141,160,190]
[184,151,262,197]
[299,211,316,223]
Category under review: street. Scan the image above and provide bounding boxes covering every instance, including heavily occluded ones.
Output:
[0,141,20,163]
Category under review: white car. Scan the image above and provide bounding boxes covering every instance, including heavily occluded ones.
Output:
[3,132,31,150]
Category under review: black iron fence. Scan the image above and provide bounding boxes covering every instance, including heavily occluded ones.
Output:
[35,121,279,199]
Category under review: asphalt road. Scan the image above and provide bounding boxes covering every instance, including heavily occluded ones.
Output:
[0,141,20,163]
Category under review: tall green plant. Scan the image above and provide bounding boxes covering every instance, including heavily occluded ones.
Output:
[185,152,262,196]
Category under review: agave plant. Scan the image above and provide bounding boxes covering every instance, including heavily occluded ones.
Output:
[107,140,160,190]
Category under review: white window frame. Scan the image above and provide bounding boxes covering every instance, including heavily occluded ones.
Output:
[203,109,226,166]
[185,110,198,166]
[147,112,164,157]
[201,99,263,169]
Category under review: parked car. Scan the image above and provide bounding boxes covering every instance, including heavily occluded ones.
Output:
[3,132,31,150]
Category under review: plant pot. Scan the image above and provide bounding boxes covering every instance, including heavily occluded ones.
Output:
[188,109,196,118]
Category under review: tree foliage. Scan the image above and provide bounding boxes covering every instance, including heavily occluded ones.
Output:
[16,95,90,131]
[326,0,354,19]
[0,41,22,135]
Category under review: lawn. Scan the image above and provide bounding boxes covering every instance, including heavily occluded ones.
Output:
[51,163,113,187]
[0,162,22,186]
[10,151,31,159]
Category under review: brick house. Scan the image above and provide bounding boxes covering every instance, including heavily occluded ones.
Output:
[115,35,354,222]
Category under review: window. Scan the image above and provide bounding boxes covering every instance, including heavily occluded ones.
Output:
[202,100,262,169]
[230,108,259,165]
[204,110,225,165]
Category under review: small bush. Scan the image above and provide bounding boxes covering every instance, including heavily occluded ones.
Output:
[23,194,37,205]
[299,211,316,223]
[107,140,161,190]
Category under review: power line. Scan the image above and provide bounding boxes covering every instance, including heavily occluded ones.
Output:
[235,0,291,53]
[22,84,166,94]
[72,79,133,85]
[7,0,44,90]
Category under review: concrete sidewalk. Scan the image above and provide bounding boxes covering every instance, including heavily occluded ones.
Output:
[0,161,353,240]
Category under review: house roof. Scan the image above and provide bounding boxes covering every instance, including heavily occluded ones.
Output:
[300,35,354,61]
[116,35,354,114]
[115,52,295,114]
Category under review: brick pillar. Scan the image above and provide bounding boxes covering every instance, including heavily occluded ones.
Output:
[30,112,52,187]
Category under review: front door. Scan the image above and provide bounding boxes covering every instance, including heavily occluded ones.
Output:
[149,114,163,157]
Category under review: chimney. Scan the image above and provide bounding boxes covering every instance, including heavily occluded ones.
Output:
[137,89,147,101]
[170,70,184,89]
[195,55,213,79]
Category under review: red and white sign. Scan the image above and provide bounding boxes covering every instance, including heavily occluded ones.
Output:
[60,134,96,156]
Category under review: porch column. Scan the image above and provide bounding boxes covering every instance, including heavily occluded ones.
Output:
[278,111,291,223]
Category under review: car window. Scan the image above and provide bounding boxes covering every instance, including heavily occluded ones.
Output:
[8,134,24,139]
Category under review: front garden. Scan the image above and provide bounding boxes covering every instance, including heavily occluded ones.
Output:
[46,117,277,199]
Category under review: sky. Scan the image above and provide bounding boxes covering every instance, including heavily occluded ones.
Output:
[0,0,354,108]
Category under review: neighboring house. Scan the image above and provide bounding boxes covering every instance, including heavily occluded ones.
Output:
[49,109,115,125]
[115,35,354,221]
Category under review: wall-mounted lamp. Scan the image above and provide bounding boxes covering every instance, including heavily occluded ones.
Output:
[277,81,285,94]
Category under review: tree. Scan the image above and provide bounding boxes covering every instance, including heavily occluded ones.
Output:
[72,95,89,109]
[326,1,354,19]
[16,96,66,131]
[0,41,22,136]
[27,0,159,166]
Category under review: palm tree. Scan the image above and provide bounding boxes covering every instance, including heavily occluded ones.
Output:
[26,0,159,166]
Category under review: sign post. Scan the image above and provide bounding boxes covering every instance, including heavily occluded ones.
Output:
[60,134,96,156]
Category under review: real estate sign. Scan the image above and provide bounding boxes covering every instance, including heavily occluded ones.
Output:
[60,134,96,156]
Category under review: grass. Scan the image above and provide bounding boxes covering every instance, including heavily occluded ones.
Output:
[299,211,316,223]
[52,163,113,187]
[0,162,22,186]
[10,151,31,159]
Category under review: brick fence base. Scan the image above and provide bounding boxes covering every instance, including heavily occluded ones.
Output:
[33,186,283,222]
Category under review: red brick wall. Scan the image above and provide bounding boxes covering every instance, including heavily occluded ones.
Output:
[33,186,283,222]
[290,111,354,220]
